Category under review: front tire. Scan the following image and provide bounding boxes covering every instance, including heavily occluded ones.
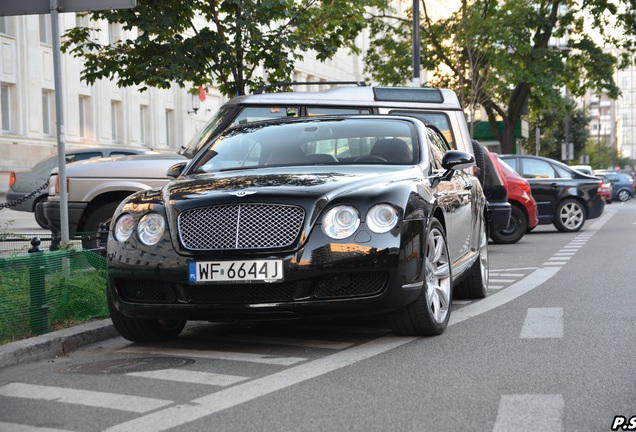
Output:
[490,205,527,244]
[390,218,452,336]
[81,202,120,249]
[553,198,586,232]
[107,291,186,342]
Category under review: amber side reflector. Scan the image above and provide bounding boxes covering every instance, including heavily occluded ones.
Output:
[9,172,16,188]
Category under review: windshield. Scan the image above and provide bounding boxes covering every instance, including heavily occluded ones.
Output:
[189,118,419,174]
[179,105,237,158]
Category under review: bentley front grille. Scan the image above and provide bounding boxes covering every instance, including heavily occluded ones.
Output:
[178,204,305,250]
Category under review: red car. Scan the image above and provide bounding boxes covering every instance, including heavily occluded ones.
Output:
[488,151,539,244]
[596,174,613,204]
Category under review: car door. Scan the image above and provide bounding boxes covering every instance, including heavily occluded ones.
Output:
[516,157,563,223]
[427,127,474,261]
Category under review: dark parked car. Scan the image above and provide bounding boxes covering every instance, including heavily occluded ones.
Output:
[6,146,156,228]
[489,153,539,244]
[106,115,489,342]
[593,170,635,202]
[499,155,604,232]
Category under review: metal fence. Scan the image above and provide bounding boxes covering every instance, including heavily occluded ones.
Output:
[0,232,109,344]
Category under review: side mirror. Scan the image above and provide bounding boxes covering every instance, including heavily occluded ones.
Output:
[440,150,475,181]
[166,162,188,179]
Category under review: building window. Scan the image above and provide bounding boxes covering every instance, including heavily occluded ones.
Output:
[1,84,10,133]
[0,17,9,35]
[39,15,51,45]
[108,23,122,45]
[42,91,55,135]
[140,105,150,145]
[111,101,122,143]
[165,109,174,148]
[79,96,87,138]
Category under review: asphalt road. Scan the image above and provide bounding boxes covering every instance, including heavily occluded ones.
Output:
[0,200,635,431]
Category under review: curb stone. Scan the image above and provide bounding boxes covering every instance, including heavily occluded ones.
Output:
[0,319,117,369]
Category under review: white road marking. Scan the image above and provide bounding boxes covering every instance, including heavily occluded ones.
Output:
[489,279,516,283]
[127,369,249,386]
[549,256,570,261]
[543,262,565,266]
[450,267,561,326]
[490,267,537,272]
[119,346,306,366]
[0,383,172,413]
[520,308,564,338]
[0,422,73,432]
[493,394,564,432]
[102,335,418,432]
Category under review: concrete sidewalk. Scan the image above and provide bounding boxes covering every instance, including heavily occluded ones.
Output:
[0,319,118,369]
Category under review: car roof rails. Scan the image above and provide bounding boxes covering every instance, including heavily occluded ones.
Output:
[254,81,367,95]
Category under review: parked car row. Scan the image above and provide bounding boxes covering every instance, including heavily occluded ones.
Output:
[5,147,158,228]
[499,154,605,233]
[593,169,635,202]
[5,84,613,344]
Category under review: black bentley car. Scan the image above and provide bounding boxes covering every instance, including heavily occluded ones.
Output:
[106,115,489,341]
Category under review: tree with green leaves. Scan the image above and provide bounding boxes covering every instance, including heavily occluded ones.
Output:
[520,100,589,162]
[365,0,636,154]
[62,0,386,98]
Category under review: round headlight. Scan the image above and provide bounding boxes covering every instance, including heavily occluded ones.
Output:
[113,213,135,242]
[321,205,360,239]
[367,204,399,233]
[137,213,166,246]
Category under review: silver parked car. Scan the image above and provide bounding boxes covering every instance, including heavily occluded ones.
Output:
[6,146,157,228]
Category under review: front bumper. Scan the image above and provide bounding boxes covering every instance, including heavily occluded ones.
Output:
[42,200,88,235]
[107,223,427,323]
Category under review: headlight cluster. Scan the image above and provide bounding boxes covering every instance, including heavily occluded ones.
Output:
[321,204,398,239]
[113,212,166,246]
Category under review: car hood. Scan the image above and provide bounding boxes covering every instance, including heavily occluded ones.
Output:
[163,165,423,211]
[50,153,187,178]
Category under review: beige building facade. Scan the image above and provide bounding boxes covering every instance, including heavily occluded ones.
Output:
[0,11,373,194]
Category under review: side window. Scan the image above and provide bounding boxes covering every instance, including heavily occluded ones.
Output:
[306,107,373,116]
[230,106,299,127]
[554,164,572,179]
[521,158,556,179]
[426,127,450,168]
[389,110,455,149]
[502,158,517,172]
[67,152,102,163]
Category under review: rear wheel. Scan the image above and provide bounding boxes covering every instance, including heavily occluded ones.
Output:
[389,218,452,336]
[553,198,585,232]
[617,189,631,202]
[490,205,527,244]
[107,291,186,342]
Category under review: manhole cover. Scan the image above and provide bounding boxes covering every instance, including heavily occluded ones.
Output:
[64,357,195,374]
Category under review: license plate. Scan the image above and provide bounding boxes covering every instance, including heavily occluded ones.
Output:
[189,260,284,283]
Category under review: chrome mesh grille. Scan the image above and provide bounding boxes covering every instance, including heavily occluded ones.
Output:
[178,204,305,250]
